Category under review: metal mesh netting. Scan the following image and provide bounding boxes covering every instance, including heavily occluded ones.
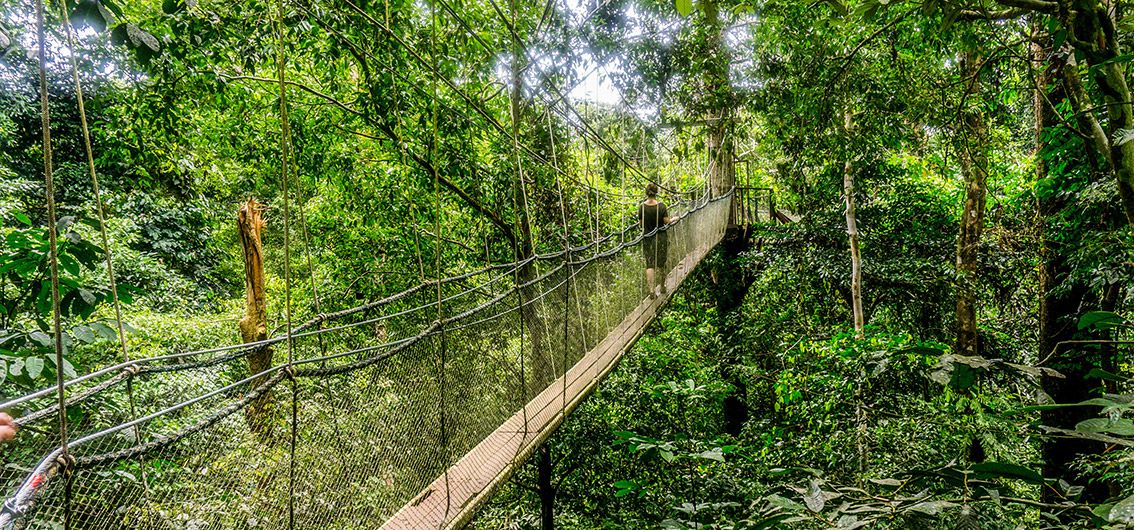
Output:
[0,193,730,530]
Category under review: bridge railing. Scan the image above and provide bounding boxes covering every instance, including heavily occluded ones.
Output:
[735,186,777,225]
[0,192,732,530]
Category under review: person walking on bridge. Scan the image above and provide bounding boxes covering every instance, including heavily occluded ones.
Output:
[639,183,671,299]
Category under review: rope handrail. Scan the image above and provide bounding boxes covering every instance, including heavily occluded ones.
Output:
[0,192,731,528]
[1,1,739,527]
[2,191,719,433]
[0,213,652,413]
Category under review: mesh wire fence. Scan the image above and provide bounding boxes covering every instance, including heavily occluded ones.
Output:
[0,193,729,530]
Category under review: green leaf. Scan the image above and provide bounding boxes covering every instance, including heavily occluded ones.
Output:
[125,23,160,52]
[822,0,848,16]
[1011,397,1125,414]
[29,330,52,347]
[13,212,31,226]
[970,462,1045,484]
[906,500,957,516]
[24,356,44,380]
[765,494,805,512]
[116,284,136,304]
[1110,493,1134,523]
[59,253,80,277]
[804,480,825,512]
[699,448,725,462]
[72,325,95,344]
[1076,418,1134,436]
[162,0,185,15]
[675,0,693,17]
[90,322,118,341]
[1078,311,1125,330]
[868,478,903,488]
[1114,129,1134,147]
[1086,368,1130,383]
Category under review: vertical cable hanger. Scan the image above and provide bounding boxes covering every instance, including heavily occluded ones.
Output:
[57,1,161,522]
[273,0,298,526]
[430,0,452,522]
[545,107,571,417]
[33,0,72,527]
[506,0,531,446]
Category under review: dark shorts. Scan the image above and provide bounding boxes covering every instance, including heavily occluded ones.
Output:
[643,233,668,269]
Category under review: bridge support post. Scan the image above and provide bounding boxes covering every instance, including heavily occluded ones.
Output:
[538,445,555,530]
[710,226,754,436]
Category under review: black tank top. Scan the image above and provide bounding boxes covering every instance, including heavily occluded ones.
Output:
[639,202,668,234]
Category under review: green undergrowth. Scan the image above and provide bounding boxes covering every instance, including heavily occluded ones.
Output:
[471,269,1127,529]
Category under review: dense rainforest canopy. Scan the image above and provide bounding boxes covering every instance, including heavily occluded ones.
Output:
[1,0,1133,528]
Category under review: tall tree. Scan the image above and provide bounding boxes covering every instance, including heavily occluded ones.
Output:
[954,48,989,356]
[842,109,865,339]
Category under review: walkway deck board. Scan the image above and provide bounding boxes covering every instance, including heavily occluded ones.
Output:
[381,234,722,530]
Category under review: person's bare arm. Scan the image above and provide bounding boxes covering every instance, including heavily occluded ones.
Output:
[0,413,17,442]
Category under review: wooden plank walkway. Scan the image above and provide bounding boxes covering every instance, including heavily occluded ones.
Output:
[380,232,723,530]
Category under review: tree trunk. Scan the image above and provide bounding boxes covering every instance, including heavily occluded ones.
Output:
[703,0,735,210]
[701,0,748,434]
[1063,0,1134,226]
[1035,30,1113,508]
[955,50,989,357]
[843,110,864,339]
[238,198,272,433]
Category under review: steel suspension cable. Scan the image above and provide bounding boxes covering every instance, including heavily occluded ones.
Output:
[56,2,158,518]
[273,1,299,527]
[31,1,72,527]
[305,0,648,209]
[429,1,452,521]
[0,194,731,499]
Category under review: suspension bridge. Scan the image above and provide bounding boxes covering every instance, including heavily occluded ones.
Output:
[1,193,736,529]
[0,0,798,527]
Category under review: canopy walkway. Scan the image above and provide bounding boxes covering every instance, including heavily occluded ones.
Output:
[0,193,732,530]
[3,0,761,526]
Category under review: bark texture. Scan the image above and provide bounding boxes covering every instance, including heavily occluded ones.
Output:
[703,0,736,211]
[843,111,864,338]
[238,198,272,432]
[1036,31,1113,508]
[1062,0,1134,226]
[955,50,989,357]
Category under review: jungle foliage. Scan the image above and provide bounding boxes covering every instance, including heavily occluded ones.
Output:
[1,0,1133,528]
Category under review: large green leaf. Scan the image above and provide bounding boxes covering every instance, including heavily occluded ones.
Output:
[675,0,693,17]
[970,462,1044,484]
[1077,311,1126,330]
[1110,493,1134,523]
[1076,418,1134,436]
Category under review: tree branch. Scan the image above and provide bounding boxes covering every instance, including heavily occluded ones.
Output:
[959,7,1029,20]
[221,73,520,249]
[994,0,1058,13]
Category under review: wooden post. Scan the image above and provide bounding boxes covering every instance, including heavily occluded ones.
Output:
[238,198,272,432]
